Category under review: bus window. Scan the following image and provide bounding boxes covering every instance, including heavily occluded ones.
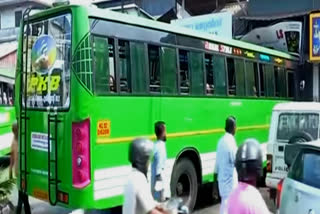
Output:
[108,39,116,93]
[8,84,13,105]
[279,67,287,97]
[253,63,259,97]
[287,70,294,98]
[93,36,112,94]
[190,51,204,95]
[205,54,214,95]
[160,47,177,94]
[130,42,146,94]
[2,83,8,105]
[265,64,275,97]
[118,40,131,93]
[227,58,235,95]
[274,66,280,97]
[148,45,160,93]
[259,64,266,96]
[179,50,190,94]
[234,59,245,96]
[245,61,256,97]
[275,66,287,97]
[213,56,226,96]
[0,84,3,105]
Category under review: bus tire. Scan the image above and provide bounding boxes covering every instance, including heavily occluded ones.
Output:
[170,158,198,212]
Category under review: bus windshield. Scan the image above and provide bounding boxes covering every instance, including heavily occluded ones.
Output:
[22,13,71,109]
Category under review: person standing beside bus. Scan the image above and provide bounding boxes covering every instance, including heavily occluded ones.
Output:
[9,122,31,214]
[123,138,169,214]
[213,116,238,214]
[151,121,169,202]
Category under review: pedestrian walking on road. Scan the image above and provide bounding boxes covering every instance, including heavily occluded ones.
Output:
[227,139,270,214]
[123,138,169,214]
[9,122,31,214]
[213,116,238,214]
[151,121,170,202]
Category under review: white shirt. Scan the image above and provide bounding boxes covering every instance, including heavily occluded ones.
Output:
[214,132,238,199]
[151,140,170,199]
[123,168,157,214]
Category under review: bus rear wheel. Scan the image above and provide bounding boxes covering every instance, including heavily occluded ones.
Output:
[171,158,198,211]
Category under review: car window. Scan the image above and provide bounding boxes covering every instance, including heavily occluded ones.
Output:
[277,113,319,141]
[288,149,320,189]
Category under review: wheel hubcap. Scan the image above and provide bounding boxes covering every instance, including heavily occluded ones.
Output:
[176,173,191,203]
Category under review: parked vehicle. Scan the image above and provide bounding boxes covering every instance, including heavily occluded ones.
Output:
[265,102,320,199]
[277,141,320,214]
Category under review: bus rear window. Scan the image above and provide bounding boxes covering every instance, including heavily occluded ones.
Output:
[22,13,71,109]
[277,113,319,141]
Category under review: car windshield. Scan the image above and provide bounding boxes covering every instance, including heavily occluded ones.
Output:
[288,149,320,189]
[277,113,319,141]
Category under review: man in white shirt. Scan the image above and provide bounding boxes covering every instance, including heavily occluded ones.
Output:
[123,138,169,214]
[213,116,238,214]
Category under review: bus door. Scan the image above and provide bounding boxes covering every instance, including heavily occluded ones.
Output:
[19,12,71,205]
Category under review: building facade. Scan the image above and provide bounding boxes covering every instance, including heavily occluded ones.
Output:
[236,0,320,101]
[0,0,50,78]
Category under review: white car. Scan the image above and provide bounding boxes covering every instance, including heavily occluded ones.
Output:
[278,142,320,214]
[265,102,320,199]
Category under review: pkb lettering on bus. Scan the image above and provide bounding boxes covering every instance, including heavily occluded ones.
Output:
[27,75,61,93]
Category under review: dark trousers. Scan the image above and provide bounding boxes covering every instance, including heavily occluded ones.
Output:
[16,191,31,214]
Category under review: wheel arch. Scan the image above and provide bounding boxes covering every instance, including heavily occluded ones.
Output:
[172,147,202,185]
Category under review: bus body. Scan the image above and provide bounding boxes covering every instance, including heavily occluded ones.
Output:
[15,4,299,210]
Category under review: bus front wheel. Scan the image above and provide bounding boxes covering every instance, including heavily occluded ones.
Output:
[171,158,198,211]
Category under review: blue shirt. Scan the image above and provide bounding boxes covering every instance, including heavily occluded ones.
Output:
[214,133,238,198]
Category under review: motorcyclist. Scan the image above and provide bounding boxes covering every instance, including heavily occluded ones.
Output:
[227,139,270,214]
[123,138,169,214]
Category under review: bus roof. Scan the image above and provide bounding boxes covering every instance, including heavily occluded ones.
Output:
[30,4,298,60]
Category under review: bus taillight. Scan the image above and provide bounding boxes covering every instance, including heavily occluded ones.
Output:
[72,119,90,189]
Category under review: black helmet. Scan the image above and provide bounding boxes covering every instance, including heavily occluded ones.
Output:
[235,139,263,184]
[129,138,153,176]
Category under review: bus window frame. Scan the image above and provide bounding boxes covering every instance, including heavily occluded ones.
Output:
[178,49,190,95]
[88,17,297,100]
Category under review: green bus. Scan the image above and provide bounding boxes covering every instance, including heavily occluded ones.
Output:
[15,3,299,211]
[0,68,16,158]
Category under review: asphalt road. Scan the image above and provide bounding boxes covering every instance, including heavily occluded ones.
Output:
[192,184,276,214]
[8,183,276,214]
